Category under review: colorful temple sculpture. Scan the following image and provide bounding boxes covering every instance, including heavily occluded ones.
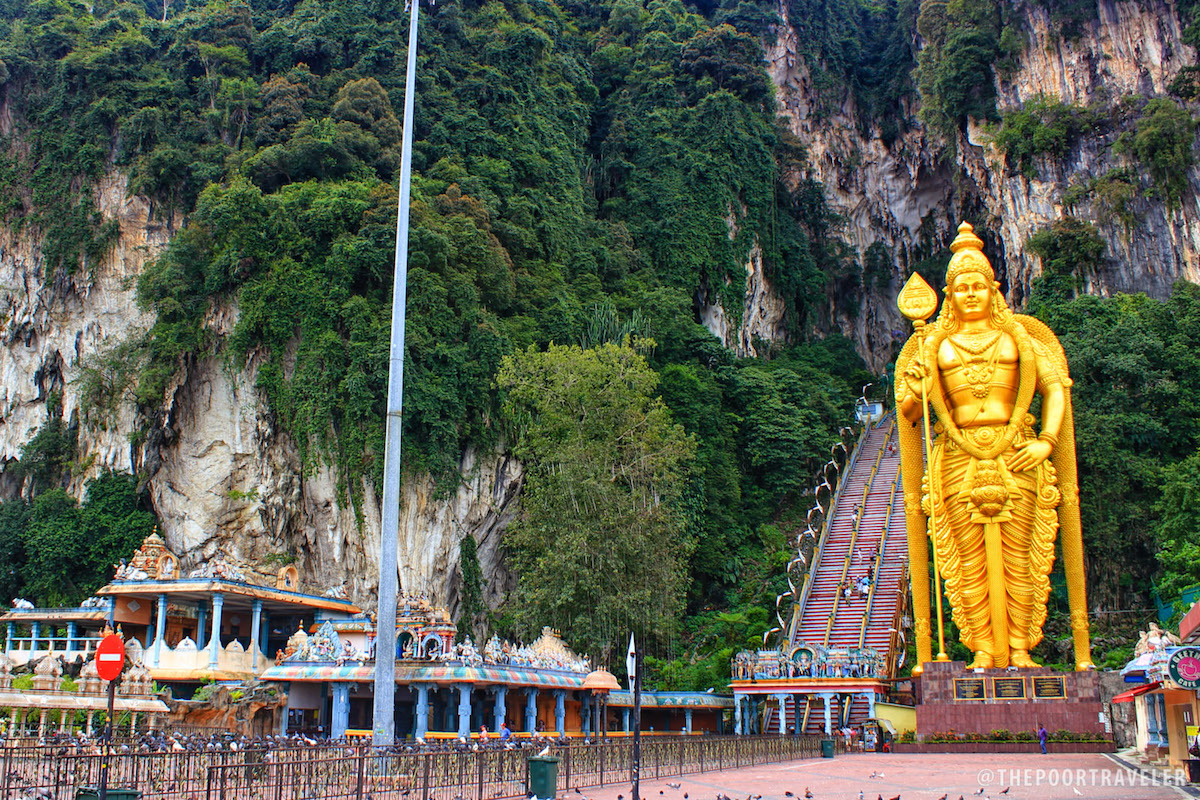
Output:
[3,533,730,738]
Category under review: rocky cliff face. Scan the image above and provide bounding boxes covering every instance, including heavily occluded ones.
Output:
[0,174,521,613]
[1,0,1195,614]
[766,0,1200,370]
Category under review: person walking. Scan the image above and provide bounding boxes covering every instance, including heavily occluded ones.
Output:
[1038,723,1048,754]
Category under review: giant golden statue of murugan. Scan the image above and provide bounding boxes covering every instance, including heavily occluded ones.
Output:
[894,222,1094,672]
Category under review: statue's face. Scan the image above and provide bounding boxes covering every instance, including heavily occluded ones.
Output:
[949,270,992,322]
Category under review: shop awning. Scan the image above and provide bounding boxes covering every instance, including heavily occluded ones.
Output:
[1111,681,1161,703]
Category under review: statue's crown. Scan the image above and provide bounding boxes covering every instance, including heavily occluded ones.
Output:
[945,222,994,285]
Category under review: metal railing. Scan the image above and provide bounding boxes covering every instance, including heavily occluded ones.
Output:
[1,736,823,800]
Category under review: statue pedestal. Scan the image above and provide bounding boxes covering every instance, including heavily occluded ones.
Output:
[915,660,1106,737]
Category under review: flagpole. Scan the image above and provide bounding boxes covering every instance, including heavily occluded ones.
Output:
[373,0,420,747]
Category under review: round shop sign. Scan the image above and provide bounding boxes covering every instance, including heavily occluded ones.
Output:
[1168,647,1200,689]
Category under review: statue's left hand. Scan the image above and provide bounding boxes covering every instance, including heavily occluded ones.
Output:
[1008,438,1053,472]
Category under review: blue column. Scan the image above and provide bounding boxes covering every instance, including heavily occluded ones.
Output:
[208,593,224,670]
[622,708,630,733]
[457,685,472,738]
[554,689,565,736]
[493,686,507,732]
[525,688,538,732]
[1152,695,1161,753]
[152,593,168,667]
[414,684,430,740]
[733,694,743,735]
[196,604,207,645]
[259,611,270,654]
[66,622,78,653]
[5,622,14,654]
[864,692,876,720]
[581,695,591,736]
[30,622,39,654]
[106,597,115,627]
[331,683,350,739]
[685,709,693,734]
[250,599,263,671]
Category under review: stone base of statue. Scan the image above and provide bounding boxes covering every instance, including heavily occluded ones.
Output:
[913,660,1108,740]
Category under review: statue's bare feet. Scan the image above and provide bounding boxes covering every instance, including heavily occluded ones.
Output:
[966,651,993,669]
[1075,661,1096,672]
[1010,649,1039,668]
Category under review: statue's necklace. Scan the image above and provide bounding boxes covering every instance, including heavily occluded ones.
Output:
[948,331,1003,398]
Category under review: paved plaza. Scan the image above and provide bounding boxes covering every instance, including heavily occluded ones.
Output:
[576,753,1195,800]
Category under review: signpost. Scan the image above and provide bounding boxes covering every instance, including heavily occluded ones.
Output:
[95,635,126,800]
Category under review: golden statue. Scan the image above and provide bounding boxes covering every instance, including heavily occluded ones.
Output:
[895,222,1094,672]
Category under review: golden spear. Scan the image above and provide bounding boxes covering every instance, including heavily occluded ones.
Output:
[897,273,950,665]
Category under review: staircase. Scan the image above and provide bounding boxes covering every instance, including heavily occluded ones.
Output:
[773,415,908,735]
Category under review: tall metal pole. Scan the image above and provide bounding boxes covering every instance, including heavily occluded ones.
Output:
[631,648,642,800]
[373,0,420,747]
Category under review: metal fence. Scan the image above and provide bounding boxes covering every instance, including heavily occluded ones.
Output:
[2,736,824,800]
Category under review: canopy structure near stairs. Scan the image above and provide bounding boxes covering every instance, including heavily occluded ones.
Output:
[730,413,910,736]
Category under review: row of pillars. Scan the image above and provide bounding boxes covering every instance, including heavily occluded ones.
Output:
[5,707,158,737]
[143,594,268,672]
[732,691,877,735]
[328,686,663,741]
[5,597,268,675]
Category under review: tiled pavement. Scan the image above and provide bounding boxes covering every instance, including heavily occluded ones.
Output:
[570,753,1195,800]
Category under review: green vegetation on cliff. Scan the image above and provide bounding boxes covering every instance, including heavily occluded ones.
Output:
[0,0,868,663]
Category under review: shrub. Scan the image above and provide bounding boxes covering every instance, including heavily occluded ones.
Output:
[1027,217,1107,293]
[992,97,1096,178]
[1115,97,1197,208]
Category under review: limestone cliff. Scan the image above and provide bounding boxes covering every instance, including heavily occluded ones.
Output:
[1,0,1196,617]
[766,0,1200,370]
[0,174,521,613]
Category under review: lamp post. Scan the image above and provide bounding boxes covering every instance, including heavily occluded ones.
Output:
[373,0,422,747]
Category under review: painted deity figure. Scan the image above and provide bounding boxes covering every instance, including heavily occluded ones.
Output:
[896,223,1093,671]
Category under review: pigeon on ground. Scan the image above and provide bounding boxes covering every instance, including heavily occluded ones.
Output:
[1000,790,1009,796]
[667,785,681,791]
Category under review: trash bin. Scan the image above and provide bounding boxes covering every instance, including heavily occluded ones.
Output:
[1187,759,1200,783]
[77,789,143,800]
[820,738,835,758]
[527,755,559,799]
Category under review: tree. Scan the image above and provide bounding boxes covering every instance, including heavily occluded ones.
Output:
[497,342,696,659]
[1155,449,1200,598]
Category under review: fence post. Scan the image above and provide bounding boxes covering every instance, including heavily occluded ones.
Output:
[563,745,571,792]
[205,765,214,800]
[599,742,605,786]
[422,750,432,799]
[356,746,366,800]
[476,749,484,800]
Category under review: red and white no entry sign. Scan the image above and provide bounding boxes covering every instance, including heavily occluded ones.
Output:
[95,634,126,682]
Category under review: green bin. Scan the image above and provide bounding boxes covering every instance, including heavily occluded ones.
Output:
[820,738,835,758]
[77,789,143,800]
[527,755,560,799]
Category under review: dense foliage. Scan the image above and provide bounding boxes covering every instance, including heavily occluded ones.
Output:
[2,0,1198,681]
[0,471,156,605]
[0,0,873,667]
[1028,280,1200,613]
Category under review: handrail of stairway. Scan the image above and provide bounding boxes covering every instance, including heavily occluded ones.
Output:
[858,460,903,648]
[822,418,894,646]
[788,419,873,643]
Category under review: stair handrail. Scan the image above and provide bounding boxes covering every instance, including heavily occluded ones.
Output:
[858,454,903,648]
[822,419,894,646]
[786,421,873,643]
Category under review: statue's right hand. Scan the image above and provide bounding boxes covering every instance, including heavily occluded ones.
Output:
[903,361,932,398]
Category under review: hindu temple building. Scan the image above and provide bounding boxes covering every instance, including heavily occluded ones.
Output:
[3,533,730,738]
